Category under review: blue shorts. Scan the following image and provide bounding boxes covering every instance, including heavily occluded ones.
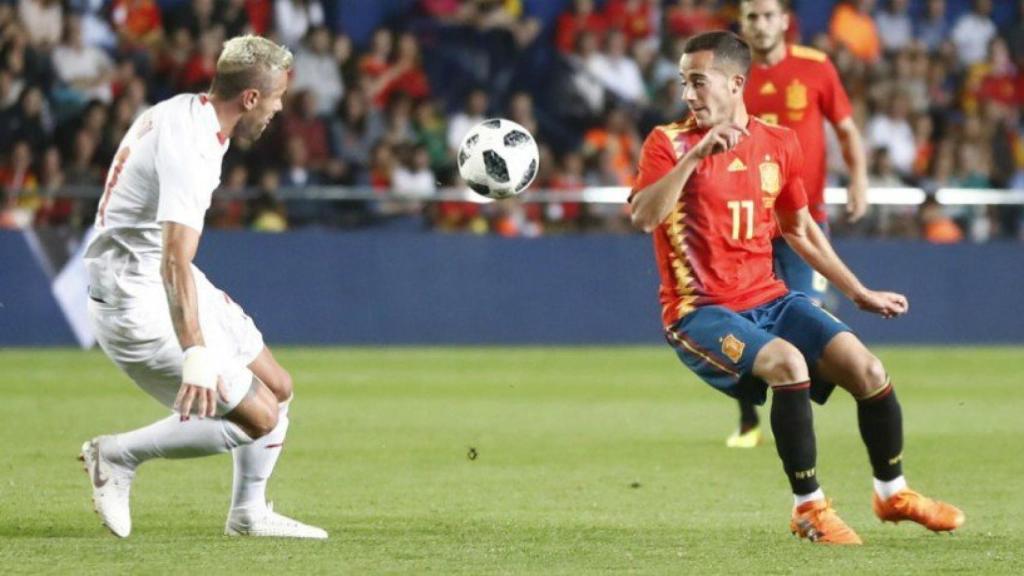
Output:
[773,221,829,304]
[665,292,851,406]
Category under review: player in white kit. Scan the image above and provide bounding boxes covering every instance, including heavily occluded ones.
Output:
[78,35,326,539]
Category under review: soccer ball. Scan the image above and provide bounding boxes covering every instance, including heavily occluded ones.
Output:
[457,118,539,199]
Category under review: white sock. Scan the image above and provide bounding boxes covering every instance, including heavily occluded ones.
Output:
[794,488,826,508]
[102,414,253,468]
[230,399,290,511]
[873,476,907,500]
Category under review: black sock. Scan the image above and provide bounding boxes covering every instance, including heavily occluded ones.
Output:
[738,398,759,432]
[857,382,904,481]
[770,382,819,495]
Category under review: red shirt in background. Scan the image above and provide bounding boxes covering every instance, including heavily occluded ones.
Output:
[744,44,852,223]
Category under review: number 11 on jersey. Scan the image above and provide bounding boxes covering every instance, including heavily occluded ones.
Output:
[728,200,754,240]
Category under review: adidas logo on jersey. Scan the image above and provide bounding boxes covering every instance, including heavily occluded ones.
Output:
[759,82,777,95]
[727,158,747,172]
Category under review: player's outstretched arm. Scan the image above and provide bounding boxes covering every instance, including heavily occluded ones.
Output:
[776,207,908,318]
[631,123,748,233]
[161,222,224,419]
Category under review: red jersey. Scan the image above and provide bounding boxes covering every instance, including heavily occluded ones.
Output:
[744,45,852,223]
[631,116,808,328]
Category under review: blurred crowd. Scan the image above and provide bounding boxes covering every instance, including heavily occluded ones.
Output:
[0,0,1022,241]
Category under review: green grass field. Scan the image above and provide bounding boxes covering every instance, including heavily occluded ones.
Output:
[0,346,1021,574]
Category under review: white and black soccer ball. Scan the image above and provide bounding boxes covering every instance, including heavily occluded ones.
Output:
[457,118,539,199]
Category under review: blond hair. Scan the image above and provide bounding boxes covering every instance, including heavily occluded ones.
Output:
[210,35,293,98]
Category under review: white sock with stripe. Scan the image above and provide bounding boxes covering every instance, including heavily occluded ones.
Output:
[230,399,291,511]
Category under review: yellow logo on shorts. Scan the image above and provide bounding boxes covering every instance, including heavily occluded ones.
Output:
[721,333,746,363]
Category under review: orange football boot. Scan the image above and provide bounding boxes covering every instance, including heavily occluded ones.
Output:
[790,499,863,545]
[873,489,965,532]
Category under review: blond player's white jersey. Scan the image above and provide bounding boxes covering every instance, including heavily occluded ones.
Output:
[84,93,229,304]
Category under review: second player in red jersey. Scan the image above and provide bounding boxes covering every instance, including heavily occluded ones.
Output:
[741,0,867,225]
[744,44,849,222]
[632,115,807,327]
[721,0,871,448]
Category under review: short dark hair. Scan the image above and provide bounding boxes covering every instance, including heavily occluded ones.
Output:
[682,31,752,76]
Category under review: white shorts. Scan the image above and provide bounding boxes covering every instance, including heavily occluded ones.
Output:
[89,268,265,415]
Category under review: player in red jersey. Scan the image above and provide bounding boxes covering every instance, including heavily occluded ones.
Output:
[723,0,871,448]
[630,31,962,544]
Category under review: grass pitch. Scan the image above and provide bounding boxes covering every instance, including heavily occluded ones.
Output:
[0,346,1021,574]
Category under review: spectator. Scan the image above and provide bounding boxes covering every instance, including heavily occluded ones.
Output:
[447,87,488,152]
[586,29,647,107]
[281,135,323,225]
[392,143,436,199]
[67,0,118,51]
[911,113,935,180]
[868,147,904,188]
[555,0,607,54]
[281,89,330,171]
[382,92,417,145]
[874,0,912,53]
[951,0,996,68]
[368,33,430,108]
[18,0,62,49]
[567,30,606,117]
[666,0,722,39]
[605,0,656,47]
[505,90,538,140]
[64,128,103,186]
[581,106,638,186]
[155,27,195,94]
[972,38,1019,110]
[33,145,75,228]
[110,0,164,51]
[291,26,344,116]
[358,28,393,81]
[331,89,384,181]
[830,0,881,63]
[274,0,324,49]
[168,0,217,40]
[918,195,963,243]
[2,86,52,155]
[412,99,449,173]
[368,140,396,190]
[915,0,949,54]
[547,151,584,228]
[178,29,220,91]
[52,16,115,105]
[866,91,916,176]
[250,170,288,232]
[0,139,39,228]
[208,164,248,229]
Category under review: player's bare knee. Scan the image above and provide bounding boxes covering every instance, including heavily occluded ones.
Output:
[246,404,279,439]
[859,355,889,396]
[756,341,808,386]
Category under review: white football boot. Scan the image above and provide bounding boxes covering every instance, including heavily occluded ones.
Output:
[225,503,328,539]
[79,437,135,538]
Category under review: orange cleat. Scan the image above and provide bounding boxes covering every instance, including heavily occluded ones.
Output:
[873,489,965,532]
[790,499,863,545]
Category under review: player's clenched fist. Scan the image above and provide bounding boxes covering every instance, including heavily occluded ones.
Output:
[692,122,749,158]
[853,289,909,319]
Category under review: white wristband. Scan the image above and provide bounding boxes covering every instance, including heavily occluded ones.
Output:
[182,346,217,390]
